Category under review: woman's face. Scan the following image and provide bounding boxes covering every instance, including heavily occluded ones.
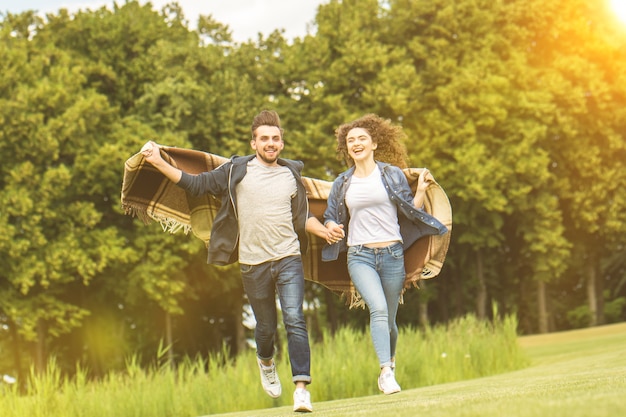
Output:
[346,127,376,163]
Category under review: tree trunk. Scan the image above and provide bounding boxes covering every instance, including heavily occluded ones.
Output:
[165,310,174,368]
[476,249,487,319]
[596,277,606,326]
[307,300,323,343]
[324,289,338,335]
[537,280,548,333]
[235,293,247,356]
[417,280,429,328]
[454,270,463,318]
[586,262,598,327]
[35,319,46,373]
[418,303,429,328]
[9,319,25,390]
[596,264,605,325]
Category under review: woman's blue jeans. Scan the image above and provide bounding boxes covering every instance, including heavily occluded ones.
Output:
[347,243,405,368]
[240,255,312,384]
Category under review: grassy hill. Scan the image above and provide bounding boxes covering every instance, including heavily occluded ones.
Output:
[209,322,626,417]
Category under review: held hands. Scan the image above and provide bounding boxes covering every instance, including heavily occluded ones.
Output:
[325,222,345,245]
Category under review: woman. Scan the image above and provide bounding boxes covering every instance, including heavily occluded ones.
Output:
[322,114,448,394]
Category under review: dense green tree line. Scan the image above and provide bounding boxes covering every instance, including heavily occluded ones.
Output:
[1,0,625,381]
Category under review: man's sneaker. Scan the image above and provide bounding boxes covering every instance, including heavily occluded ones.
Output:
[378,370,401,395]
[257,358,281,398]
[293,387,313,412]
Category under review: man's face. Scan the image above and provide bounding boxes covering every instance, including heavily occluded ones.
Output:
[251,125,283,166]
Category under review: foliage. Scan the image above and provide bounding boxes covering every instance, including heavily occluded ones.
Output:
[1,0,625,381]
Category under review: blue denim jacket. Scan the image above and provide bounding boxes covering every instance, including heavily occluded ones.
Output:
[322,161,449,262]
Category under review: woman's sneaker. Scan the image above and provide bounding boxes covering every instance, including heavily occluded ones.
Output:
[257,358,281,398]
[293,387,313,412]
[378,370,401,395]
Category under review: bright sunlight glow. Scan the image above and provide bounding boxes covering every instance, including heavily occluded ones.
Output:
[610,0,626,25]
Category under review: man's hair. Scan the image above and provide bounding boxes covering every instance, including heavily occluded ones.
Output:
[251,110,284,140]
[335,114,409,168]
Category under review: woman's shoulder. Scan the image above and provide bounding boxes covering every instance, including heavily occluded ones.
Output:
[336,166,355,179]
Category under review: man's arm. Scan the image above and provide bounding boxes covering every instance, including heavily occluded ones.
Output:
[306,216,344,245]
[141,141,182,183]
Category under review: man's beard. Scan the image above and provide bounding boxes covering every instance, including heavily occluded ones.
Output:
[258,149,279,164]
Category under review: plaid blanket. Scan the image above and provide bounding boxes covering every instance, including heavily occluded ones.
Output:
[121,147,452,306]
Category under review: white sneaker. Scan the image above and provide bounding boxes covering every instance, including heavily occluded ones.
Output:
[257,358,281,398]
[293,388,313,412]
[378,370,401,395]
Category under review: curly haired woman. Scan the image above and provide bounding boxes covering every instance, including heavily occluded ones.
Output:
[322,114,449,394]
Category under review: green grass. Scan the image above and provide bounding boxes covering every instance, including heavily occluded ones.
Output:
[5,316,623,417]
[211,322,626,417]
[0,314,527,416]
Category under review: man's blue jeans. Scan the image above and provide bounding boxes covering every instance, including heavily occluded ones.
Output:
[347,243,405,368]
[240,255,311,384]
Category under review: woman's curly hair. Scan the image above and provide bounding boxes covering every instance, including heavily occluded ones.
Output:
[335,114,409,169]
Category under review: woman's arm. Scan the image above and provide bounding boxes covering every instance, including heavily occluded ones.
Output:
[413,168,434,208]
[321,179,346,244]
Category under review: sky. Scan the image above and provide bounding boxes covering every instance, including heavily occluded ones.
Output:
[0,0,328,42]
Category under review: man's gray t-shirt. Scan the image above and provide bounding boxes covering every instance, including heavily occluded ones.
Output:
[236,158,300,265]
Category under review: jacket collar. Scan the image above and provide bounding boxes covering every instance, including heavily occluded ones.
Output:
[338,160,390,180]
[231,154,296,169]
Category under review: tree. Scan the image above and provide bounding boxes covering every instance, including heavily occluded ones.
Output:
[0,14,133,372]
[520,0,626,328]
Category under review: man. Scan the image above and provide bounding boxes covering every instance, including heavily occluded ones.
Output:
[141,110,342,413]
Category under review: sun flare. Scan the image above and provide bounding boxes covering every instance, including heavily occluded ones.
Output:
[610,0,626,25]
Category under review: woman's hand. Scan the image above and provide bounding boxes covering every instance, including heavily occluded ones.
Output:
[325,222,345,245]
[414,168,433,208]
[416,168,433,192]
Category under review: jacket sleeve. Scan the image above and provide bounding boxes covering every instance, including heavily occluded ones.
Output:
[176,162,230,197]
[323,179,342,225]
[388,166,417,206]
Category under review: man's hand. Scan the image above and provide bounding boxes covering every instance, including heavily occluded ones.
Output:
[141,141,162,165]
[325,221,345,245]
[139,141,183,183]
